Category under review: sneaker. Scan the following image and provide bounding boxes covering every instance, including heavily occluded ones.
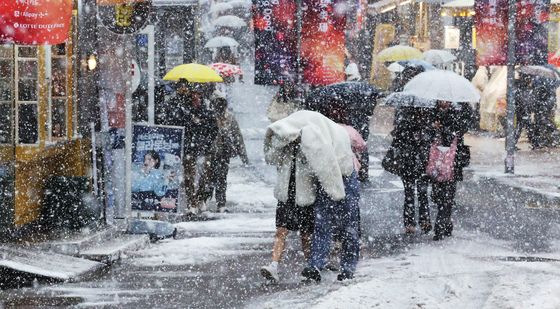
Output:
[260,264,279,283]
[337,272,354,281]
[301,266,321,282]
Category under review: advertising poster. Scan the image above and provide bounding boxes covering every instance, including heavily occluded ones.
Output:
[253,0,298,85]
[131,124,184,213]
[475,0,549,66]
[475,0,508,66]
[515,0,549,65]
[300,0,347,85]
[0,0,73,45]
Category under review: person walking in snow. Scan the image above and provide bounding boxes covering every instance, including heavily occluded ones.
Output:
[155,80,218,214]
[429,101,473,241]
[384,107,434,234]
[266,81,300,123]
[260,111,358,283]
[197,92,249,213]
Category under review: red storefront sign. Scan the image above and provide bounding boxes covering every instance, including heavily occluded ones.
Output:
[475,0,549,66]
[0,0,73,45]
[300,0,346,85]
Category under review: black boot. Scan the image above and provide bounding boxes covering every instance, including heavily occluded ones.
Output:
[301,266,321,282]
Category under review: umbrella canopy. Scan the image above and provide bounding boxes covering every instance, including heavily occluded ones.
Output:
[387,60,436,72]
[402,70,480,103]
[423,49,457,65]
[209,62,243,77]
[212,15,247,28]
[163,63,224,83]
[519,65,560,80]
[376,45,423,62]
[209,2,233,14]
[204,36,239,49]
[228,0,251,8]
[304,82,380,116]
[384,92,449,109]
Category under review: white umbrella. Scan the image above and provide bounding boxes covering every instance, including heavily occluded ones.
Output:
[423,49,457,65]
[212,15,247,28]
[204,36,239,48]
[209,2,233,14]
[228,0,251,8]
[402,70,481,103]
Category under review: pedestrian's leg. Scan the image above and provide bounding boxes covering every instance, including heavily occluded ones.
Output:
[271,227,289,262]
[417,176,431,233]
[339,173,360,278]
[308,189,334,271]
[260,226,289,282]
[402,178,416,232]
[215,159,230,211]
[196,155,215,208]
[433,182,456,240]
[183,154,199,210]
[358,124,370,182]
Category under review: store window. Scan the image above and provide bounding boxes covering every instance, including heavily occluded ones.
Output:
[50,44,67,139]
[15,46,38,144]
[0,45,13,144]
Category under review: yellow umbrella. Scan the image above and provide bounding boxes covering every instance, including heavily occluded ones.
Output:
[163,63,224,83]
[376,45,423,62]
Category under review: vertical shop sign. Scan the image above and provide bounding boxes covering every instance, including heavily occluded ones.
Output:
[475,0,549,66]
[131,124,184,213]
[253,0,298,85]
[0,0,73,45]
[515,0,549,65]
[300,0,346,85]
[475,0,508,65]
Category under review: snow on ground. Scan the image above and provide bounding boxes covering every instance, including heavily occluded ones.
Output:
[247,232,560,309]
[130,235,269,266]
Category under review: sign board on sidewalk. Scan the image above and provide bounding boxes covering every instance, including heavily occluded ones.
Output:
[0,0,73,45]
[131,124,184,213]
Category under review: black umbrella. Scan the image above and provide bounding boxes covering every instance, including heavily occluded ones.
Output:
[304,82,380,118]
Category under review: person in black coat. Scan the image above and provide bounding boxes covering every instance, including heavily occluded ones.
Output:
[387,107,434,234]
[430,101,473,240]
[156,81,218,212]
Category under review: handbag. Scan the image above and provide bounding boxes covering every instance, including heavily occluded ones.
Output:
[426,137,458,182]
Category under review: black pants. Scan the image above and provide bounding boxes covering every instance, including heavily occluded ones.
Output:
[402,177,430,228]
[198,156,230,209]
[357,121,370,182]
[431,181,457,237]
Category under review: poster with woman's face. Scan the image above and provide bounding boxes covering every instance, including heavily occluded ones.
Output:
[131,124,184,213]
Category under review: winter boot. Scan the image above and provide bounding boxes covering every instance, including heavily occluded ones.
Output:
[301,266,321,282]
[337,271,354,281]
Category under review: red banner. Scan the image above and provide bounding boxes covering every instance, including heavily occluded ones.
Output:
[475,0,549,66]
[300,0,346,85]
[475,0,508,66]
[0,0,73,45]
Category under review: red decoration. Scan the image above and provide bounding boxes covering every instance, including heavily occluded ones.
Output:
[0,0,73,45]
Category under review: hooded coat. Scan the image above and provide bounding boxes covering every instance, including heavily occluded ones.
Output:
[264,111,355,206]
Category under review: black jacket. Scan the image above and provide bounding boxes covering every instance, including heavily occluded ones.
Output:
[156,93,218,156]
[389,107,433,180]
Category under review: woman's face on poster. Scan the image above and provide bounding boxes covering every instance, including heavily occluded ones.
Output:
[144,154,157,171]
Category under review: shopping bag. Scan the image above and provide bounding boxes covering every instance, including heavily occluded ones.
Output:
[426,137,458,182]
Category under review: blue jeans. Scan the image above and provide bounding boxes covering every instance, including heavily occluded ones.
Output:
[308,172,360,274]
